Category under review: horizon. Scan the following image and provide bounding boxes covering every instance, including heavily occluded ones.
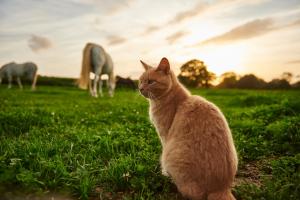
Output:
[1,0,300,82]
[32,65,297,85]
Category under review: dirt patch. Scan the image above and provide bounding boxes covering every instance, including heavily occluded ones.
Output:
[0,186,75,200]
[234,161,264,187]
[1,192,74,200]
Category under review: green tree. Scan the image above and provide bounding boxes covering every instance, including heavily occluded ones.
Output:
[267,78,291,89]
[236,74,267,89]
[281,72,293,83]
[178,59,216,88]
[218,72,238,88]
[266,72,293,89]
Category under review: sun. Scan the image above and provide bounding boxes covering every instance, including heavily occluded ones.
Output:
[173,43,248,78]
[171,43,248,85]
[199,44,247,76]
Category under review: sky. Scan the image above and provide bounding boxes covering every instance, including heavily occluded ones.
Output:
[0,0,300,82]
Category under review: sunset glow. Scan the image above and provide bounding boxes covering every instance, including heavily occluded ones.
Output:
[0,0,299,82]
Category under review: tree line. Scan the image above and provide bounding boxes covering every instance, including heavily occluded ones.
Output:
[178,59,300,89]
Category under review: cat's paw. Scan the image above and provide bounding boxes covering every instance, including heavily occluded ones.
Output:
[161,169,169,177]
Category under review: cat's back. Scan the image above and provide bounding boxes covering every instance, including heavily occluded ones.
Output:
[170,94,235,157]
[163,96,238,195]
[175,95,226,127]
[167,94,238,189]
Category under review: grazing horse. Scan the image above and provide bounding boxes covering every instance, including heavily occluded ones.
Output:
[78,43,115,97]
[0,62,38,90]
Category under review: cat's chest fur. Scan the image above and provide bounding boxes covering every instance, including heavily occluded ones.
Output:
[149,101,177,145]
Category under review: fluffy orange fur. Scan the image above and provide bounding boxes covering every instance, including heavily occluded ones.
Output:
[139,58,238,200]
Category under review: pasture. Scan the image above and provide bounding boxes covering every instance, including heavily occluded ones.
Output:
[0,85,299,200]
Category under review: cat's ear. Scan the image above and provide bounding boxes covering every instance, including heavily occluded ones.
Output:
[140,60,152,71]
[156,57,170,74]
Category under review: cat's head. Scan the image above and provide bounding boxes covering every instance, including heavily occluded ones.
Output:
[139,57,175,99]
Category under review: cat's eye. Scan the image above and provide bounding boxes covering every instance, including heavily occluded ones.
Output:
[148,80,156,84]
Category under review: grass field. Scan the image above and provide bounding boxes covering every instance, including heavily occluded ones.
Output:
[0,85,299,200]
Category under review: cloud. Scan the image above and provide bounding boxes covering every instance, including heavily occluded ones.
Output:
[168,2,208,25]
[140,0,270,37]
[108,0,135,15]
[140,3,208,36]
[285,18,300,28]
[199,18,275,45]
[197,17,300,46]
[69,0,135,15]
[293,19,300,26]
[286,60,300,65]
[167,0,270,25]
[28,34,52,52]
[94,17,101,25]
[106,35,127,45]
[141,0,266,35]
[166,31,188,44]
[142,25,160,35]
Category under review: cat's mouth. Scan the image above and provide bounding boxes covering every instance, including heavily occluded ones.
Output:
[139,90,150,98]
[140,90,158,99]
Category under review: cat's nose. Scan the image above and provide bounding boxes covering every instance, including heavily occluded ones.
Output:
[139,84,144,91]
[139,87,144,92]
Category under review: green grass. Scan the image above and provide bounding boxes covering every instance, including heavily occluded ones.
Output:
[0,85,299,199]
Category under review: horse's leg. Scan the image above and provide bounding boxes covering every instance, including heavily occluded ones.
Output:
[98,78,103,97]
[31,72,38,90]
[93,74,99,97]
[89,78,93,96]
[17,77,23,89]
[108,73,115,97]
[8,76,12,89]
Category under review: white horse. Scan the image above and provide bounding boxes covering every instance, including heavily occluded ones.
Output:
[0,62,38,90]
[78,43,115,97]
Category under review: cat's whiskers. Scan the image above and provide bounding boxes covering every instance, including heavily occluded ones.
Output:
[148,92,152,99]
[149,91,157,100]
[148,92,153,99]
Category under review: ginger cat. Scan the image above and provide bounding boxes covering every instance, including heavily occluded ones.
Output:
[139,57,238,200]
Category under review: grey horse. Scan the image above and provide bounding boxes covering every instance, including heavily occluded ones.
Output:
[0,62,38,90]
[78,43,115,97]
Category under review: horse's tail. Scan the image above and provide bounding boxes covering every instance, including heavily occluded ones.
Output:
[78,43,93,89]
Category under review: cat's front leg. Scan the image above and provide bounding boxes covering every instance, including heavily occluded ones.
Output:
[160,154,169,177]
[161,167,169,176]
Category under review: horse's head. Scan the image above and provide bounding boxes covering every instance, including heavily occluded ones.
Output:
[0,62,15,77]
[0,65,4,77]
[0,65,3,83]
